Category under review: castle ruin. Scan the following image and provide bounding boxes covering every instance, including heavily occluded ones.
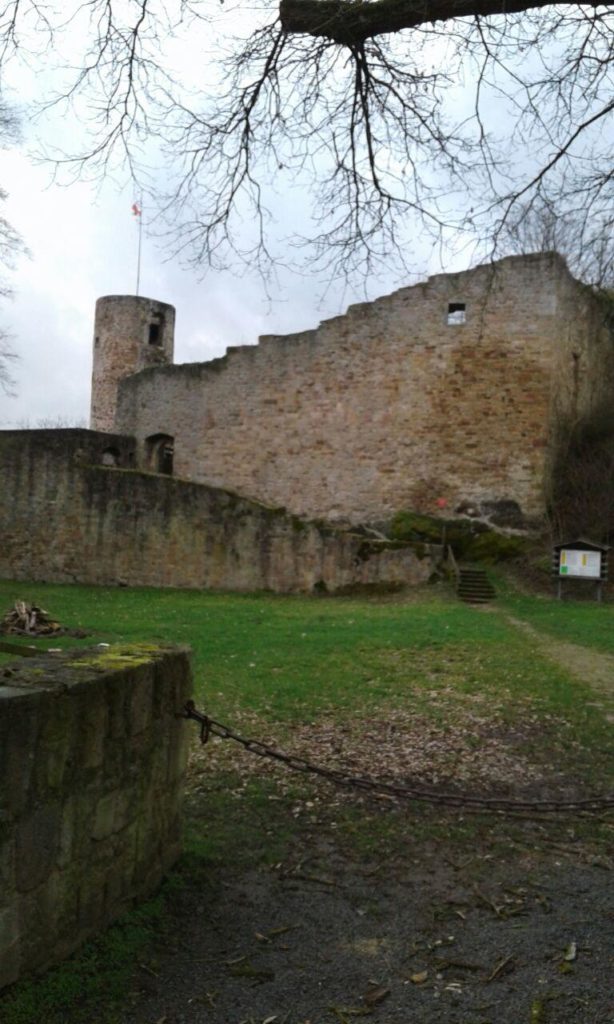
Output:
[96,251,613,527]
[1,251,611,592]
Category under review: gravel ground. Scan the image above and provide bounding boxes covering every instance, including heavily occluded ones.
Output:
[121,823,613,1024]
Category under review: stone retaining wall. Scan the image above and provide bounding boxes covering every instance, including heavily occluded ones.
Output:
[0,644,192,990]
[0,431,434,592]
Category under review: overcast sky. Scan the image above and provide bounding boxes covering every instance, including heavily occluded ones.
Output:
[0,1,480,429]
[0,125,457,430]
[3,2,607,429]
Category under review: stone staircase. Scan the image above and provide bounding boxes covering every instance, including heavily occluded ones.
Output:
[457,566,496,604]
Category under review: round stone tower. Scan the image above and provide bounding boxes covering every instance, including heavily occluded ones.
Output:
[90,295,176,433]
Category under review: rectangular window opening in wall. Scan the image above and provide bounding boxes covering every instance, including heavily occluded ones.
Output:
[447,302,466,325]
[148,319,163,346]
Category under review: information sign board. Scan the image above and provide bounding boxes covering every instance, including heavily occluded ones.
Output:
[559,549,602,578]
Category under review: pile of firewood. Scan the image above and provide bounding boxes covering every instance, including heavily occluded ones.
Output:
[1,600,62,636]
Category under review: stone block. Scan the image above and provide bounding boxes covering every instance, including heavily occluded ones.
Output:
[0,837,15,901]
[129,673,153,735]
[106,678,129,740]
[0,904,20,990]
[77,690,109,771]
[17,880,60,967]
[57,794,91,869]
[0,704,40,820]
[0,644,191,991]
[102,736,127,786]
[103,838,137,910]
[91,787,134,841]
[15,804,61,893]
[36,695,77,793]
[167,723,191,783]
[0,903,19,949]
[76,865,108,932]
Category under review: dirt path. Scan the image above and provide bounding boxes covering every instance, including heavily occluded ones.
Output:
[505,615,614,723]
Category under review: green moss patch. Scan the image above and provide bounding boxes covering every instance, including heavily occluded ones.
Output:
[390,510,527,562]
[74,643,165,672]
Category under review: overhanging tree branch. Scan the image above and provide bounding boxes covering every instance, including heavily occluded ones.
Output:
[0,0,612,285]
[279,0,601,44]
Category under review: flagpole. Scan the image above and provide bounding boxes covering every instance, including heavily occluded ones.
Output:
[135,198,143,296]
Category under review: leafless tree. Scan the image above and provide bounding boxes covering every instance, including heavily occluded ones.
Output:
[498,195,613,289]
[0,0,612,283]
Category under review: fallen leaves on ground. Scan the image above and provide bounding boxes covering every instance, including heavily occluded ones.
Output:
[187,692,577,809]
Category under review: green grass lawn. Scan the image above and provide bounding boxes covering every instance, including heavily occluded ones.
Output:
[1,577,612,777]
[1,578,612,1024]
[0,578,611,746]
[0,579,607,706]
[502,584,614,654]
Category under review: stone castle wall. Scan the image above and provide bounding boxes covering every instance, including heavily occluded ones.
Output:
[0,431,433,592]
[115,254,612,525]
[0,644,192,990]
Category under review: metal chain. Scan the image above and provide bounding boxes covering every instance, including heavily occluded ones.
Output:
[178,701,614,818]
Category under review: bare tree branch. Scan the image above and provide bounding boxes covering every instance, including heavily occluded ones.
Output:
[0,0,611,284]
[279,0,601,44]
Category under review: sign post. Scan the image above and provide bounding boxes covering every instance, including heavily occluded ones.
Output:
[553,540,609,601]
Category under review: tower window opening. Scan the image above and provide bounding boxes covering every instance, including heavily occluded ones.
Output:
[447,302,466,325]
[101,446,120,467]
[148,317,164,346]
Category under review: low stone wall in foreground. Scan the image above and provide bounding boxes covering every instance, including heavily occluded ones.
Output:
[0,644,192,990]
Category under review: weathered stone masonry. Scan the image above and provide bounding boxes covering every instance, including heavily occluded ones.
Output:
[0,644,192,990]
[0,430,433,591]
[114,253,614,526]
[91,296,175,433]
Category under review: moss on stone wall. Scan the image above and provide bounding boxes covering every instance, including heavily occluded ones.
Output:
[467,532,527,563]
[74,644,165,671]
[390,512,449,544]
[390,510,526,563]
[549,407,614,541]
